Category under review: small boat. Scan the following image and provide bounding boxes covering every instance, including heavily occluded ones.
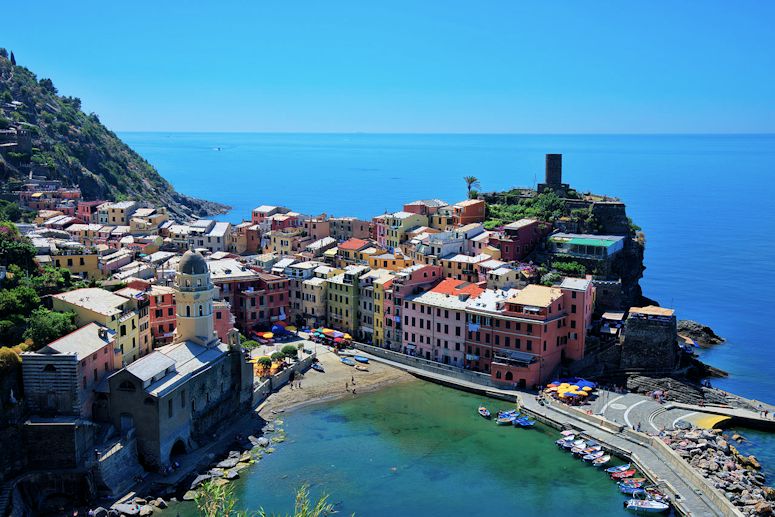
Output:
[561,440,577,450]
[624,499,670,513]
[353,355,369,364]
[478,406,492,419]
[354,365,368,371]
[621,478,647,486]
[561,430,576,437]
[581,445,602,455]
[311,363,325,373]
[611,469,637,479]
[605,463,631,473]
[619,483,647,496]
[556,438,572,447]
[592,454,611,467]
[340,357,356,366]
[514,416,536,428]
[572,439,586,448]
[496,410,518,425]
[583,450,605,462]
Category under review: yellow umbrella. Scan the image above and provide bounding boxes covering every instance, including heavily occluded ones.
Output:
[286,326,297,332]
[574,391,588,396]
[569,385,580,391]
[343,333,352,340]
[582,386,593,391]
[262,332,274,339]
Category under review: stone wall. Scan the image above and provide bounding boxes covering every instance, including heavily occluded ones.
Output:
[23,420,96,469]
[620,316,679,371]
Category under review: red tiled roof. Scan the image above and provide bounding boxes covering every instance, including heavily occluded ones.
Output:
[430,278,485,297]
[338,238,369,251]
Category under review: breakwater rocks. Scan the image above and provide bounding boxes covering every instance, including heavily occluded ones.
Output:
[678,320,725,345]
[626,375,729,405]
[662,429,773,515]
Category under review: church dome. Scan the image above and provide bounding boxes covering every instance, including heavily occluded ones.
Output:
[178,250,208,275]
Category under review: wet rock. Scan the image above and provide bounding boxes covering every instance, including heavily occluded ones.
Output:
[257,437,270,447]
[228,450,240,459]
[183,490,197,501]
[225,469,240,480]
[190,474,211,490]
[152,498,167,509]
[240,451,252,462]
[139,505,154,516]
[209,468,225,478]
[216,457,240,469]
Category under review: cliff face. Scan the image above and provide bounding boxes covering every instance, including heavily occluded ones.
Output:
[0,51,228,219]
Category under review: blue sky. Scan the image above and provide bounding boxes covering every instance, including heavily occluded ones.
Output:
[4,1,774,133]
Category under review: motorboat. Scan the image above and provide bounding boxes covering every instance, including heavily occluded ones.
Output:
[514,416,536,428]
[583,450,605,462]
[353,355,369,364]
[624,499,670,513]
[605,463,631,473]
[478,406,491,419]
[340,357,356,366]
[592,454,611,467]
[619,483,648,496]
[620,478,647,486]
[311,363,325,373]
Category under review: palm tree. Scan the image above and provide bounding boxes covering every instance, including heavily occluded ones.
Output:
[463,176,481,196]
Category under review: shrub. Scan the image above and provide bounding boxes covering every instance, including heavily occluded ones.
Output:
[270,352,284,363]
[281,345,298,359]
[241,340,259,351]
[256,356,272,368]
[552,260,587,278]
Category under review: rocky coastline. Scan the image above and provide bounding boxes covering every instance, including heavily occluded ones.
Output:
[678,319,726,346]
[662,428,773,515]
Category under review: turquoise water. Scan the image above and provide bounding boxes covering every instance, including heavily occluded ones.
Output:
[165,381,630,516]
[122,132,775,491]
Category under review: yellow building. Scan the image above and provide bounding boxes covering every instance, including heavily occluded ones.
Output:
[52,287,149,364]
[51,249,102,280]
[268,228,307,255]
[372,275,394,347]
[382,212,428,250]
[367,252,415,272]
[325,265,369,333]
[107,201,139,225]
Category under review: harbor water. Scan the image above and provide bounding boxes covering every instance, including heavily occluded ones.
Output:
[164,381,632,516]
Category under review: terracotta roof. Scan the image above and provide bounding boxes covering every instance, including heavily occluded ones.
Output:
[338,238,369,251]
[629,305,675,317]
[430,278,485,297]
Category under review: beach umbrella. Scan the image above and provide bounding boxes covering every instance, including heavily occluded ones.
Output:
[334,337,344,343]
[323,329,335,336]
[569,385,580,391]
[286,325,297,332]
[276,320,288,327]
[332,331,344,338]
[547,383,559,388]
[582,386,593,392]
[262,332,274,339]
[343,333,352,340]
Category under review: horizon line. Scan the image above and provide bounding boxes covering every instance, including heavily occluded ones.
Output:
[114,130,775,136]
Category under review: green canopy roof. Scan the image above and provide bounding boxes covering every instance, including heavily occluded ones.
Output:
[568,237,616,247]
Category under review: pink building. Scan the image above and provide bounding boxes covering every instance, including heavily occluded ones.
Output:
[401,278,484,366]
[465,277,595,388]
[304,218,331,242]
[487,219,552,262]
[384,264,443,350]
[77,200,106,223]
[213,300,236,342]
[21,323,120,418]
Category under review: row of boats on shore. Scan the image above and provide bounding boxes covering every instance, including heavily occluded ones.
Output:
[556,431,672,514]
[478,406,537,428]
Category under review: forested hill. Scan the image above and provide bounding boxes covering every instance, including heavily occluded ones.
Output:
[0,49,228,219]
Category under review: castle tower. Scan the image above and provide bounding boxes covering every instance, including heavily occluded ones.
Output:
[174,250,218,347]
[545,154,562,185]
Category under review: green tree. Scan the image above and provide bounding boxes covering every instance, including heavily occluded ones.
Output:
[270,351,285,363]
[9,51,15,66]
[463,176,480,196]
[22,308,76,349]
[0,286,40,319]
[0,222,37,273]
[257,356,272,369]
[195,481,335,517]
[242,339,259,351]
[0,201,22,223]
[281,344,299,360]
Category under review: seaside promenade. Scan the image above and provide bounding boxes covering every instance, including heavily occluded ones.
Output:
[352,346,740,517]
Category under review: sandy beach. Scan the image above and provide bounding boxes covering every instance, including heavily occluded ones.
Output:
[257,342,414,419]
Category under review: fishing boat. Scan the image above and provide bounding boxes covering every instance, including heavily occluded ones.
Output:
[561,430,576,437]
[496,410,518,425]
[353,355,369,364]
[611,468,637,479]
[340,357,356,366]
[605,463,631,473]
[514,416,536,428]
[592,454,611,467]
[311,363,325,373]
[619,483,647,496]
[556,437,574,447]
[620,478,646,486]
[583,450,605,462]
[354,365,368,371]
[624,499,670,513]
[561,439,578,450]
[581,445,602,455]
[478,406,491,419]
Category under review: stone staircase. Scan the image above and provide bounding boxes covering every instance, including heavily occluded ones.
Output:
[95,437,144,498]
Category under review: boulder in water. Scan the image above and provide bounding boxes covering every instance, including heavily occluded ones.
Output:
[677,320,724,345]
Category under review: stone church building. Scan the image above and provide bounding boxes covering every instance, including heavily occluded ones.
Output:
[106,250,254,468]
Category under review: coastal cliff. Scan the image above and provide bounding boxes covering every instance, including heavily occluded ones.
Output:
[0,50,228,219]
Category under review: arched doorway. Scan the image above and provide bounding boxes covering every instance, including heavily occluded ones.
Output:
[170,439,187,460]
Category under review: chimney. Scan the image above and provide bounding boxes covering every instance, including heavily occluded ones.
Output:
[545,154,562,185]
